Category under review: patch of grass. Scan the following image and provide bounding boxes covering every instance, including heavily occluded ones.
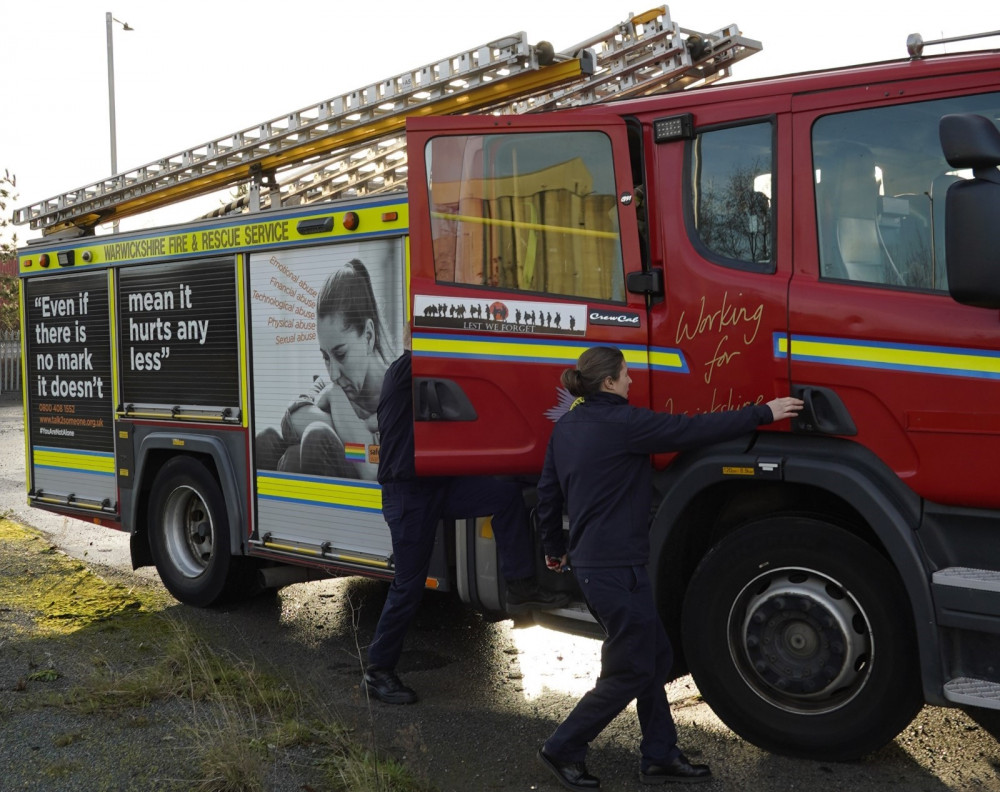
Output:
[1,517,435,792]
[321,744,435,792]
[156,620,436,792]
[46,616,352,771]
[26,668,61,682]
[40,758,83,779]
[52,731,84,747]
[0,519,171,638]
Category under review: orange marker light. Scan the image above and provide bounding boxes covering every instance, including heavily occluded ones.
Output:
[342,211,360,231]
[381,211,398,222]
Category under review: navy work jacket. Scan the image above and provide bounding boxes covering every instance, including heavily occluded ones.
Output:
[536,391,773,568]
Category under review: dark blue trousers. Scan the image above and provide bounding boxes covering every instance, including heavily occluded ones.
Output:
[544,565,680,769]
[367,476,534,671]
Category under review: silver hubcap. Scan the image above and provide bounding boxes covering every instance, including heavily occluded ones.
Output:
[161,485,214,579]
[731,567,872,713]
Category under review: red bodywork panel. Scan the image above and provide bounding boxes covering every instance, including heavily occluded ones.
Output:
[406,113,649,476]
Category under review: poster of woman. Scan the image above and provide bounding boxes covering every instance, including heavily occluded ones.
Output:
[249,238,405,481]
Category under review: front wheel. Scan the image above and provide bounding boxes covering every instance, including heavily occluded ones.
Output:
[681,517,923,760]
[148,456,237,607]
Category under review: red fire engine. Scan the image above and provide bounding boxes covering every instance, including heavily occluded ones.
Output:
[14,8,1000,760]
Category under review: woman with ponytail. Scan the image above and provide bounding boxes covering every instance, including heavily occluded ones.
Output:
[535,346,802,790]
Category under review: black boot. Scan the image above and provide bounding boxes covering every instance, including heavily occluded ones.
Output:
[538,748,601,790]
[640,753,712,784]
[506,578,571,614]
[361,668,418,704]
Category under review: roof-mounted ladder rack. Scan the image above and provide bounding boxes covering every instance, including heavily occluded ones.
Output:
[14,6,761,235]
[14,34,591,235]
[214,8,761,216]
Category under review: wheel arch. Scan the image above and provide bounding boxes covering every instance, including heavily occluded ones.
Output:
[130,433,247,565]
[648,433,943,703]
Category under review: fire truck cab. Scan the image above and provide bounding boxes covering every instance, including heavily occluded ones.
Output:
[405,44,1000,760]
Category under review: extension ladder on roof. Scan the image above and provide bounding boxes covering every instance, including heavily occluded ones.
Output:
[256,12,760,214]
[13,6,760,236]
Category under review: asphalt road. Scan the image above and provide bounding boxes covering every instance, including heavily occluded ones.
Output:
[2,394,1000,791]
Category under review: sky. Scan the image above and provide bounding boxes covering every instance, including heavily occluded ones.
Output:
[1,0,996,244]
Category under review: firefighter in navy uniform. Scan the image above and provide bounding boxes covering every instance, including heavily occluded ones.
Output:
[535,346,802,789]
[363,344,570,704]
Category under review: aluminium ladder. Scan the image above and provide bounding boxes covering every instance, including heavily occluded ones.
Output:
[255,10,761,213]
[14,33,590,235]
[14,6,761,236]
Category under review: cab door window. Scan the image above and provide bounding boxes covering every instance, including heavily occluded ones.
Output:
[813,91,1000,290]
[690,120,775,270]
[424,131,626,302]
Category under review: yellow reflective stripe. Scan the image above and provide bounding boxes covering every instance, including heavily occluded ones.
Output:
[257,473,382,511]
[259,540,391,569]
[236,254,250,428]
[413,334,586,364]
[412,333,667,370]
[649,347,688,373]
[777,333,1000,380]
[107,269,120,411]
[33,448,115,474]
[21,202,409,266]
[622,347,652,368]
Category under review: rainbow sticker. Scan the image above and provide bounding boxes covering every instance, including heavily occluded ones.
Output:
[344,443,367,463]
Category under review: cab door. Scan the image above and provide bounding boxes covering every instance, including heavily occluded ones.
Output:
[643,95,793,440]
[406,113,649,475]
[787,75,1000,508]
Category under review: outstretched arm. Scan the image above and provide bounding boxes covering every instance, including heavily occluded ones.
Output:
[628,395,804,453]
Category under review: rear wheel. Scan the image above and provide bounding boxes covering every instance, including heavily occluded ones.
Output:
[681,517,923,760]
[148,456,236,607]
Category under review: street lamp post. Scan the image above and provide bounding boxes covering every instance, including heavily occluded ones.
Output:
[106,12,133,231]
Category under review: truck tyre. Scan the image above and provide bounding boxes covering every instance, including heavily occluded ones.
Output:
[148,456,236,607]
[681,516,923,760]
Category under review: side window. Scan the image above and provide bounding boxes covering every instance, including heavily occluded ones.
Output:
[813,91,1000,290]
[424,131,625,302]
[690,121,774,269]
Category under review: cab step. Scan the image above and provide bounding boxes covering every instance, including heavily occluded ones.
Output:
[943,677,1000,709]
[933,566,1000,591]
[931,567,1000,632]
